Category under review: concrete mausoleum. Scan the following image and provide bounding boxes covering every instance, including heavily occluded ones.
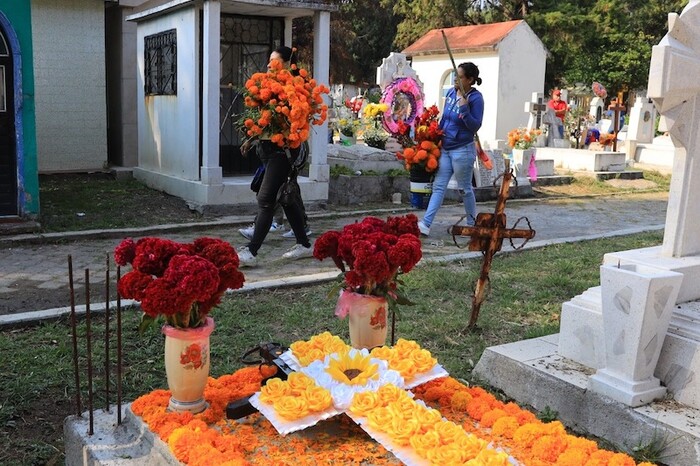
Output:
[126,0,334,211]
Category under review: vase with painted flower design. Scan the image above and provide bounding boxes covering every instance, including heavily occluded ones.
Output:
[162,317,215,413]
[335,290,388,350]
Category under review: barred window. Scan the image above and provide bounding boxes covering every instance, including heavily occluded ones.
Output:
[144,29,177,95]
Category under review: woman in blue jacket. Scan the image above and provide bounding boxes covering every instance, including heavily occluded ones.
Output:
[418,62,484,236]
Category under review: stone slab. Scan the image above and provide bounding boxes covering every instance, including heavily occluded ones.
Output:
[473,337,700,466]
[535,147,627,172]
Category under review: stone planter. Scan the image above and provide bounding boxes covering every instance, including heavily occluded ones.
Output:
[588,264,683,406]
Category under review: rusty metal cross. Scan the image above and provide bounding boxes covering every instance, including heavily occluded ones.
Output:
[449,159,536,328]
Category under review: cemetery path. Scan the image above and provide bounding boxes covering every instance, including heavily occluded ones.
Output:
[0,191,668,324]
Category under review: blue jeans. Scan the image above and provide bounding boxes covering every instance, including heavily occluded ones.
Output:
[423,144,477,228]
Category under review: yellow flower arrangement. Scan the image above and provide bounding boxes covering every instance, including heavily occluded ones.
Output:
[336,117,361,137]
[369,338,437,382]
[289,331,349,366]
[259,372,332,421]
[362,102,389,119]
[507,127,542,150]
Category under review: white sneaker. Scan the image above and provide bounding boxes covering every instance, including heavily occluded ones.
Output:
[282,244,313,260]
[238,224,255,241]
[269,222,285,233]
[237,247,258,267]
[282,228,313,239]
[417,220,430,236]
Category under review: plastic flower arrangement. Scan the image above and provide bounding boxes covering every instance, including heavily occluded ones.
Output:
[239,58,329,149]
[114,237,245,331]
[361,103,390,149]
[395,105,443,173]
[507,127,542,150]
[313,214,422,310]
[336,117,361,137]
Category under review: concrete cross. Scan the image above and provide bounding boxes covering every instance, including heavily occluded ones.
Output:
[524,92,547,130]
[648,0,700,258]
[607,100,626,151]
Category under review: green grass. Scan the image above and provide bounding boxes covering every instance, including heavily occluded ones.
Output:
[0,230,664,464]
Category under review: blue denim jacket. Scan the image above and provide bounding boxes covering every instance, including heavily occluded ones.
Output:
[440,87,484,150]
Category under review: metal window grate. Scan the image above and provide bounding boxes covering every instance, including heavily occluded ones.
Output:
[144,29,177,95]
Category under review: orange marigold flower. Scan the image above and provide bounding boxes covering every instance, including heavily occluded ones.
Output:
[466,398,491,421]
[556,448,591,466]
[480,408,508,428]
[531,434,569,462]
[584,449,615,466]
[491,416,520,438]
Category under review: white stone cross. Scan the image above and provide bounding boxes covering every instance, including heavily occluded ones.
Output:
[648,0,700,258]
[524,92,547,130]
[376,52,422,91]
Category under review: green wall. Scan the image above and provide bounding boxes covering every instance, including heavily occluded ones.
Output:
[0,1,39,216]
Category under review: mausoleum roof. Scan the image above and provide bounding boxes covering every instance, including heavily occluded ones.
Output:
[403,20,522,56]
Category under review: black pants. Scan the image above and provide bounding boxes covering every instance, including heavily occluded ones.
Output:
[247,142,310,255]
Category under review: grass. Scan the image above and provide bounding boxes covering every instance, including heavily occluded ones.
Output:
[0,230,665,465]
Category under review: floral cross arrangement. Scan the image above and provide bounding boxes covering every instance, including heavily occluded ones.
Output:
[395,105,444,173]
[507,127,542,150]
[239,56,329,149]
[114,237,245,331]
[313,214,422,313]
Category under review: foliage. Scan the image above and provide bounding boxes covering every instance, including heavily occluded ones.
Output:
[537,405,559,423]
[336,117,361,137]
[114,237,245,330]
[313,214,422,311]
[361,103,390,148]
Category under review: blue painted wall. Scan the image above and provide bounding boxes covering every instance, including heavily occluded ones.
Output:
[0,2,39,217]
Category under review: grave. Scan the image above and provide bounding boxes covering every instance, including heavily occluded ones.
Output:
[474,4,700,463]
[626,96,675,171]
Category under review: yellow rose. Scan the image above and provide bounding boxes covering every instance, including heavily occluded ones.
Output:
[290,340,311,358]
[370,346,394,361]
[376,384,405,406]
[259,378,291,403]
[390,358,418,380]
[349,391,381,417]
[465,449,510,466]
[410,430,441,458]
[311,331,334,348]
[366,406,393,432]
[387,417,419,446]
[394,338,421,358]
[433,420,466,445]
[413,407,443,433]
[411,348,437,373]
[427,444,467,465]
[456,434,488,462]
[273,395,310,420]
[387,396,418,421]
[298,347,325,366]
[286,372,316,395]
[302,385,332,412]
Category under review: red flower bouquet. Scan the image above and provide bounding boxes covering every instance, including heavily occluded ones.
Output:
[114,237,245,330]
[395,105,443,173]
[313,214,422,310]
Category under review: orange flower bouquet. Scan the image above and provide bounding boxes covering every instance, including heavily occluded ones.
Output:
[395,105,443,173]
[239,58,329,149]
[507,127,542,150]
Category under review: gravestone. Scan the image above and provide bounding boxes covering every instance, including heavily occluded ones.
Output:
[524,92,546,131]
[589,96,605,122]
[560,0,700,409]
[627,97,656,144]
[376,52,422,92]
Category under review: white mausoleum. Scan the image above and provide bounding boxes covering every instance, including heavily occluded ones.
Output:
[126,0,334,209]
[403,21,547,145]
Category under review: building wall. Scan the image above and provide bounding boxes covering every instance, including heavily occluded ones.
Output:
[31,0,107,172]
[135,8,200,181]
[411,53,501,143]
[495,22,547,140]
[0,1,39,216]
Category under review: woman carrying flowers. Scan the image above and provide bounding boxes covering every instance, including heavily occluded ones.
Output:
[237,46,328,266]
[417,62,484,236]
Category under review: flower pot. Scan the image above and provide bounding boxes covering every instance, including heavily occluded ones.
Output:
[162,317,215,413]
[339,133,356,146]
[409,165,433,209]
[588,264,683,406]
[335,290,388,350]
[511,148,535,178]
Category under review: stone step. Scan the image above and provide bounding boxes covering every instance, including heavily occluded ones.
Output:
[530,175,575,186]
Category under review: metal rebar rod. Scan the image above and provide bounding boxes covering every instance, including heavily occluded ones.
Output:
[68,255,82,416]
[104,255,110,412]
[85,269,94,436]
[116,266,123,425]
